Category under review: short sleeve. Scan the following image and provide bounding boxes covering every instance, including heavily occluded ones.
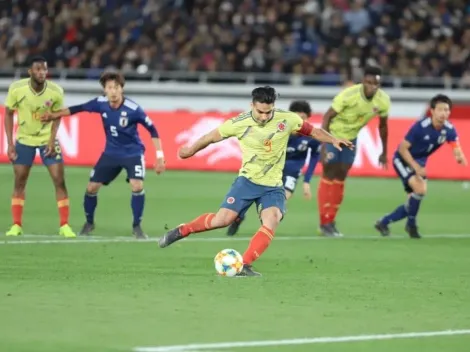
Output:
[404,122,421,144]
[218,119,237,138]
[287,112,304,133]
[51,89,64,112]
[447,126,458,143]
[69,98,101,114]
[331,91,346,114]
[5,85,16,109]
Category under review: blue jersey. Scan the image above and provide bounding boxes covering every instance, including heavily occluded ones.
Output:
[69,96,158,158]
[284,135,321,182]
[394,117,458,167]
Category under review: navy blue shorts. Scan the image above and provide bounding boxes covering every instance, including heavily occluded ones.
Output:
[282,171,300,193]
[392,157,426,193]
[13,141,63,167]
[221,176,286,219]
[322,138,357,165]
[90,153,145,185]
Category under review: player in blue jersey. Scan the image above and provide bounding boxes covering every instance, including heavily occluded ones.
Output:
[226,100,321,236]
[41,72,166,239]
[375,95,467,239]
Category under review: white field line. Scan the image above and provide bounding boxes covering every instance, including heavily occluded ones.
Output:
[132,329,470,352]
[1,234,470,245]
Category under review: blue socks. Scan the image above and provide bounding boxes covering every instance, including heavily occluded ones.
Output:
[381,205,408,225]
[131,190,145,227]
[84,192,97,224]
[406,193,423,227]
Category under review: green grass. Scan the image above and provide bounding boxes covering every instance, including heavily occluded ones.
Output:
[0,165,469,352]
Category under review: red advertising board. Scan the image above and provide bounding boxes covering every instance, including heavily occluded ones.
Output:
[0,108,469,180]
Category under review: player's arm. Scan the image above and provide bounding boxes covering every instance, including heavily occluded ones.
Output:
[321,91,345,131]
[136,110,166,174]
[295,120,352,150]
[4,85,17,161]
[448,132,467,166]
[304,144,320,184]
[397,126,425,177]
[179,128,224,159]
[378,98,391,168]
[45,90,65,156]
[40,99,100,121]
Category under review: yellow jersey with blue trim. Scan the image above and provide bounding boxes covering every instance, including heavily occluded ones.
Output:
[329,84,391,140]
[218,109,304,187]
[5,79,64,146]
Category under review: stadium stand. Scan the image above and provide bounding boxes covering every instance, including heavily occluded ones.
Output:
[1,0,470,87]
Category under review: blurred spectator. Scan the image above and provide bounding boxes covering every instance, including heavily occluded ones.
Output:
[0,0,469,86]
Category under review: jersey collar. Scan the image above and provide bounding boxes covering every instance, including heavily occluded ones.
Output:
[359,84,373,102]
[250,111,275,125]
[28,79,47,96]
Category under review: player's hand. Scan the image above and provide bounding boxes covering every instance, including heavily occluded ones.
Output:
[155,158,166,174]
[456,154,468,166]
[378,153,388,169]
[7,144,17,162]
[332,138,354,151]
[178,146,194,159]
[44,141,57,157]
[303,183,312,200]
[40,112,54,122]
[414,166,426,178]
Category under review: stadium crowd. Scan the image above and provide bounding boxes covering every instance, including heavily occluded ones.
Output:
[1,0,470,86]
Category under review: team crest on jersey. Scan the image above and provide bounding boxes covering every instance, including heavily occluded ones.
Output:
[119,117,128,127]
[373,107,379,113]
[227,197,235,204]
[44,100,52,107]
[277,121,286,132]
[121,111,127,116]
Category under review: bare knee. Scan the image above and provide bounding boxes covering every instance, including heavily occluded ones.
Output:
[409,177,427,196]
[86,182,102,194]
[13,167,30,195]
[129,179,144,193]
[260,207,283,231]
[212,208,239,228]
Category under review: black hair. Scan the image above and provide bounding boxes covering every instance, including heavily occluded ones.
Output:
[364,65,382,77]
[29,56,47,67]
[251,86,278,104]
[289,100,312,116]
[99,71,125,88]
[429,94,452,109]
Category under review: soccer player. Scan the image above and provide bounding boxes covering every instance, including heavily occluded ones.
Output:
[41,72,165,239]
[158,86,352,276]
[317,66,391,237]
[226,100,321,236]
[375,94,467,238]
[4,56,76,237]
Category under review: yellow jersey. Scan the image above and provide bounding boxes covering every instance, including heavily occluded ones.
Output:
[5,78,64,146]
[329,84,391,140]
[218,109,304,187]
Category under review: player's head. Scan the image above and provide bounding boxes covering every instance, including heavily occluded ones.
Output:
[362,65,382,98]
[28,56,48,85]
[429,94,452,125]
[251,86,278,125]
[100,71,125,104]
[289,100,312,120]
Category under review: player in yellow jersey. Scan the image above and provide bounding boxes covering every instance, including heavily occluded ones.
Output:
[4,56,76,238]
[158,86,352,276]
[317,66,391,237]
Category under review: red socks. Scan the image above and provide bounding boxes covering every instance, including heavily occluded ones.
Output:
[242,225,274,265]
[180,213,216,237]
[11,196,25,226]
[57,198,70,226]
[317,178,345,225]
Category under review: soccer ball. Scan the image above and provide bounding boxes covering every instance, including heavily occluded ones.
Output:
[214,249,244,277]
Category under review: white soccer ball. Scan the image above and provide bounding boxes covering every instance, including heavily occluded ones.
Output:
[214,248,244,277]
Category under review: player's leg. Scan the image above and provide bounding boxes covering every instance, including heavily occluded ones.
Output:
[80,154,121,235]
[404,175,427,239]
[226,207,249,236]
[6,142,36,236]
[123,155,148,239]
[159,177,254,248]
[40,143,76,238]
[375,158,421,238]
[238,187,286,276]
